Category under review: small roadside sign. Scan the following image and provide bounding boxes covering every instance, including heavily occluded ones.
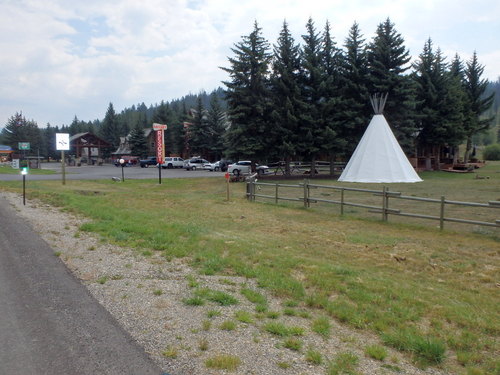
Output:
[225,172,230,180]
[56,133,70,150]
[153,123,168,131]
[18,142,30,150]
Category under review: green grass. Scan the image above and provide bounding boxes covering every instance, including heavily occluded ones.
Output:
[327,352,359,375]
[305,348,322,365]
[235,310,254,324]
[264,322,304,337]
[194,288,239,306]
[365,344,388,361]
[0,165,55,175]
[220,320,237,331]
[2,172,498,374]
[205,354,241,370]
[311,316,331,337]
[283,337,303,351]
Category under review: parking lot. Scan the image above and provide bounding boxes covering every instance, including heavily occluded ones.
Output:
[0,162,225,181]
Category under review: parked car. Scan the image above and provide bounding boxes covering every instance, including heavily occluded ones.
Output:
[203,161,221,171]
[227,161,269,175]
[159,157,184,169]
[139,156,157,168]
[184,158,209,170]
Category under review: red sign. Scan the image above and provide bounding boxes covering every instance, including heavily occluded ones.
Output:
[225,172,230,180]
[153,123,168,131]
[156,130,164,164]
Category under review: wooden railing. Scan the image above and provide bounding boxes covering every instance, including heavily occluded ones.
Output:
[246,180,500,230]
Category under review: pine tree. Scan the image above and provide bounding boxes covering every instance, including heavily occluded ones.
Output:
[413,39,465,168]
[269,20,304,175]
[300,17,324,174]
[128,124,148,158]
[222,21,272,166]
[339,22,371,157]
[319,20,345,175]
[206,91,227,160]
[99,103,120,149]
[462,52,495,162]
[189,96,210,158]
[367,18,417,152]
[1,112,42,153]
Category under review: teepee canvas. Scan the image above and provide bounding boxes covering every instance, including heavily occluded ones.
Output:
[338,94,422,183]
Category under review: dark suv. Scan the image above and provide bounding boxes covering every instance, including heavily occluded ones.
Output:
[218,159,234,172]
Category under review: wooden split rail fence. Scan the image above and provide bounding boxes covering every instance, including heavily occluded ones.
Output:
[246,180,500,230]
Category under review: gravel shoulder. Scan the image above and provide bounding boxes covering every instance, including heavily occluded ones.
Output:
[2,192,450,375]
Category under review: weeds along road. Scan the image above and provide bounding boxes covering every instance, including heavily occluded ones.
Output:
[0,196,163,375]
[0,163,224,181]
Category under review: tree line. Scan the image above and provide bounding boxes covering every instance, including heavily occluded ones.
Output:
[221,18,495,174]
[1,17,497,170]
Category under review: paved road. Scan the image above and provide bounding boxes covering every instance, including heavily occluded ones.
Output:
[0,197,164,375]
[0,163,224,181]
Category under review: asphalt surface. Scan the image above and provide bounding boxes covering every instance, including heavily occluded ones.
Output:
[0,196,164,375]
[0,163,224,181]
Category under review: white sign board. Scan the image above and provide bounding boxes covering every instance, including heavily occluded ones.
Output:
[56,133,70,151]
[11,159,19,169]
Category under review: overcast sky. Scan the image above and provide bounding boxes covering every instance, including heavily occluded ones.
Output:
[1,0,499,128]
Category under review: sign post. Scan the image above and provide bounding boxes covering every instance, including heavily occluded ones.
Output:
[120,158,125,182]
[56,133,70,185]
[225,172,230,201]
[153,123,167,185]
[21,167,28,205]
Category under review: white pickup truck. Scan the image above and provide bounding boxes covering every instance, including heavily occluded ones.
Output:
[158,157,184,169]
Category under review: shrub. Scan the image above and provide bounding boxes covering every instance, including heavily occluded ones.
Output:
[483,144,500,160]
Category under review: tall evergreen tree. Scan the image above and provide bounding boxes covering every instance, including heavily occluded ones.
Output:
[300,17,324,174]
[128,123,148,158]
[413,39,465,168]
[269,20,304,175]
[222,21,272,165]
[189,96,210,158]
[1,112,42,154]
[462,52,495,162]
[99,103,120,149]
[319,20,345,175]
[367,18,417,152]
[206,91,227,160]
[339,22,371,156]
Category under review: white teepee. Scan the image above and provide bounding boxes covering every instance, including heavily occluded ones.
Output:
[338,94,422,183]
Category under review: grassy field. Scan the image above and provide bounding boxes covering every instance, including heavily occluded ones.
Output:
[0,165,55,175]
[256,161,500,234]
[0,168,498,374]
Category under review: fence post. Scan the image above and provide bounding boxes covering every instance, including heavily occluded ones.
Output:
[340,188,344,215]
[440,196,445,230]
[246,181,250,201]
[382,186,388,222]
[275,183,279,204]
[303,179,309,208]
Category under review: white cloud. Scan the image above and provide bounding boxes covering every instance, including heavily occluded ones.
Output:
[0,0,499,127]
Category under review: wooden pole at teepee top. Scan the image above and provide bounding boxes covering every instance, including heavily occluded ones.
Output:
[370,93,388,114]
